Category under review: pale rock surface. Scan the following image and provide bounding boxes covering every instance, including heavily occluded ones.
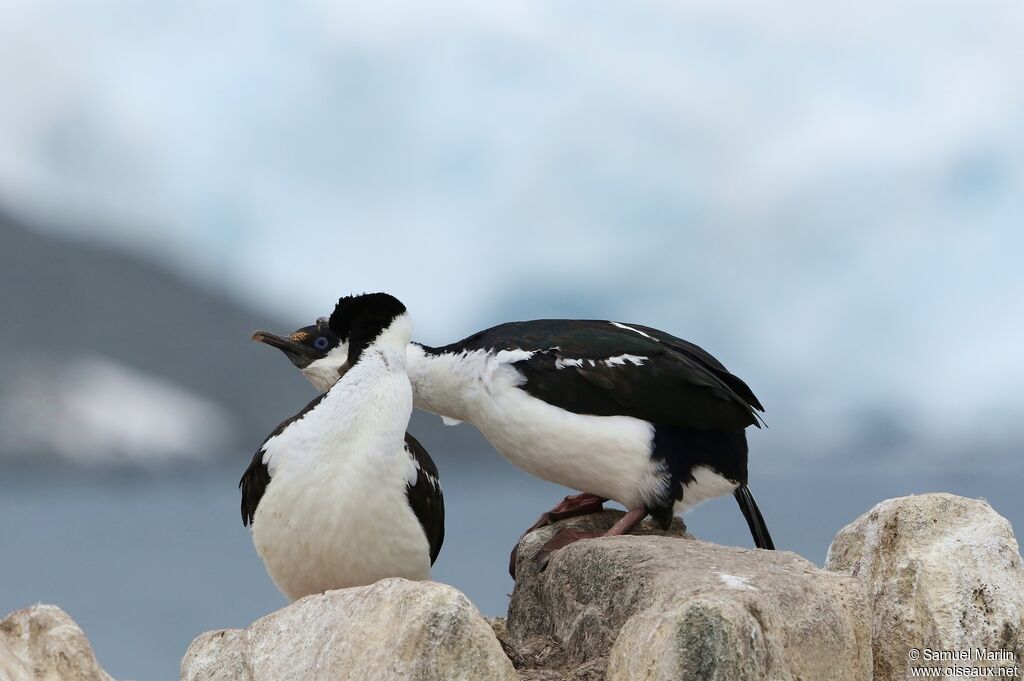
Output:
[508,510,872,681]
[826,493,1024,681]
[180,578,515,681]
[0,604,116,681]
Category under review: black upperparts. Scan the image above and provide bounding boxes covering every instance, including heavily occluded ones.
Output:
[239,392,327,527]
[239,449,269,528]
[427,319,764,431]
[329,293,407,365]
[403,432,445,565]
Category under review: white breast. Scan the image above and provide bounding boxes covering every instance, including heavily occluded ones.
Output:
[251,360,430,601]
[476,390,738,514]
[467,359,665,510]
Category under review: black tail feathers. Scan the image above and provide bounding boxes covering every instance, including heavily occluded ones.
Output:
[733,484,775,550]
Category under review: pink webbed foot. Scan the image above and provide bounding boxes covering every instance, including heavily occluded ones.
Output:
[508,493,607,578]
[531,506,649,573]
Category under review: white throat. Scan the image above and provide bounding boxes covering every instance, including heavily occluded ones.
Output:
[302,353,347,392]
[370,312,412,371]
[300,313,412,391]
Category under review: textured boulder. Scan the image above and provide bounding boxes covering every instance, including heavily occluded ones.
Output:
[181,578,515,681]
[508,510,872,681]
[826,493,1024,681]
[0,604,116,681]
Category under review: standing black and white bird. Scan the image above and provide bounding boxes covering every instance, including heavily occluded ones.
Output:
[240,293,444,600]
[255,312,772,576]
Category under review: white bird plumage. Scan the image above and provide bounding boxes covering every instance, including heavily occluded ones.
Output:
[246,312,435,601]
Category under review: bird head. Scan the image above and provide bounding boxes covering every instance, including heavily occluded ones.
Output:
[252,316,346,392]
[253,293,409,391]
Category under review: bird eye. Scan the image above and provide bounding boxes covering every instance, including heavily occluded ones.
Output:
[314,336,329,350]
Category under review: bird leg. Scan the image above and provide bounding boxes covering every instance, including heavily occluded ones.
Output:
[526,493,609,533]
[534,506,648,570]
[508,493,608,578]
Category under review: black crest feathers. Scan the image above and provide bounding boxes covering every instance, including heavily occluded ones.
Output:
[328,293,407,365]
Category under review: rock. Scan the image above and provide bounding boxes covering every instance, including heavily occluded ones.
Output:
[0,604,116,681]
[181,578,515,681]
[507,510,691,647]
[508,510,872,681]
[826,492,1024,681]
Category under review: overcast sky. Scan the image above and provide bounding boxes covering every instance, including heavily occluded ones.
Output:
[1,0,1022,464]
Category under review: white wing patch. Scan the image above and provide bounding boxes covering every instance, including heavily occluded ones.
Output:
[611,321,656,340]
[441,416,462,426]
[406,455,420,487]
[260,446,275,474]
[554,354,647,369]
[405,447,441,489]
[602,354,647,367]
[494,349,535,364]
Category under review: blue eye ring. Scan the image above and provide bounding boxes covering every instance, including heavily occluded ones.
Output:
[314,336,329,350]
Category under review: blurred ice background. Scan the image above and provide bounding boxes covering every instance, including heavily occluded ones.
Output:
[1,2,1022,679]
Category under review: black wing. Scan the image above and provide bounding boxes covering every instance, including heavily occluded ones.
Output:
[435,319,763,430]
[239,393,327,527]
[403,432,445,564]
[627,322,763,412]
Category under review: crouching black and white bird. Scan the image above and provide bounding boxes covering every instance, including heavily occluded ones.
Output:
[240,293,443,600]
[255,311,772,577]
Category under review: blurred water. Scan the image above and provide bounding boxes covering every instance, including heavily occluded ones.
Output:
[3,449,1021,681]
